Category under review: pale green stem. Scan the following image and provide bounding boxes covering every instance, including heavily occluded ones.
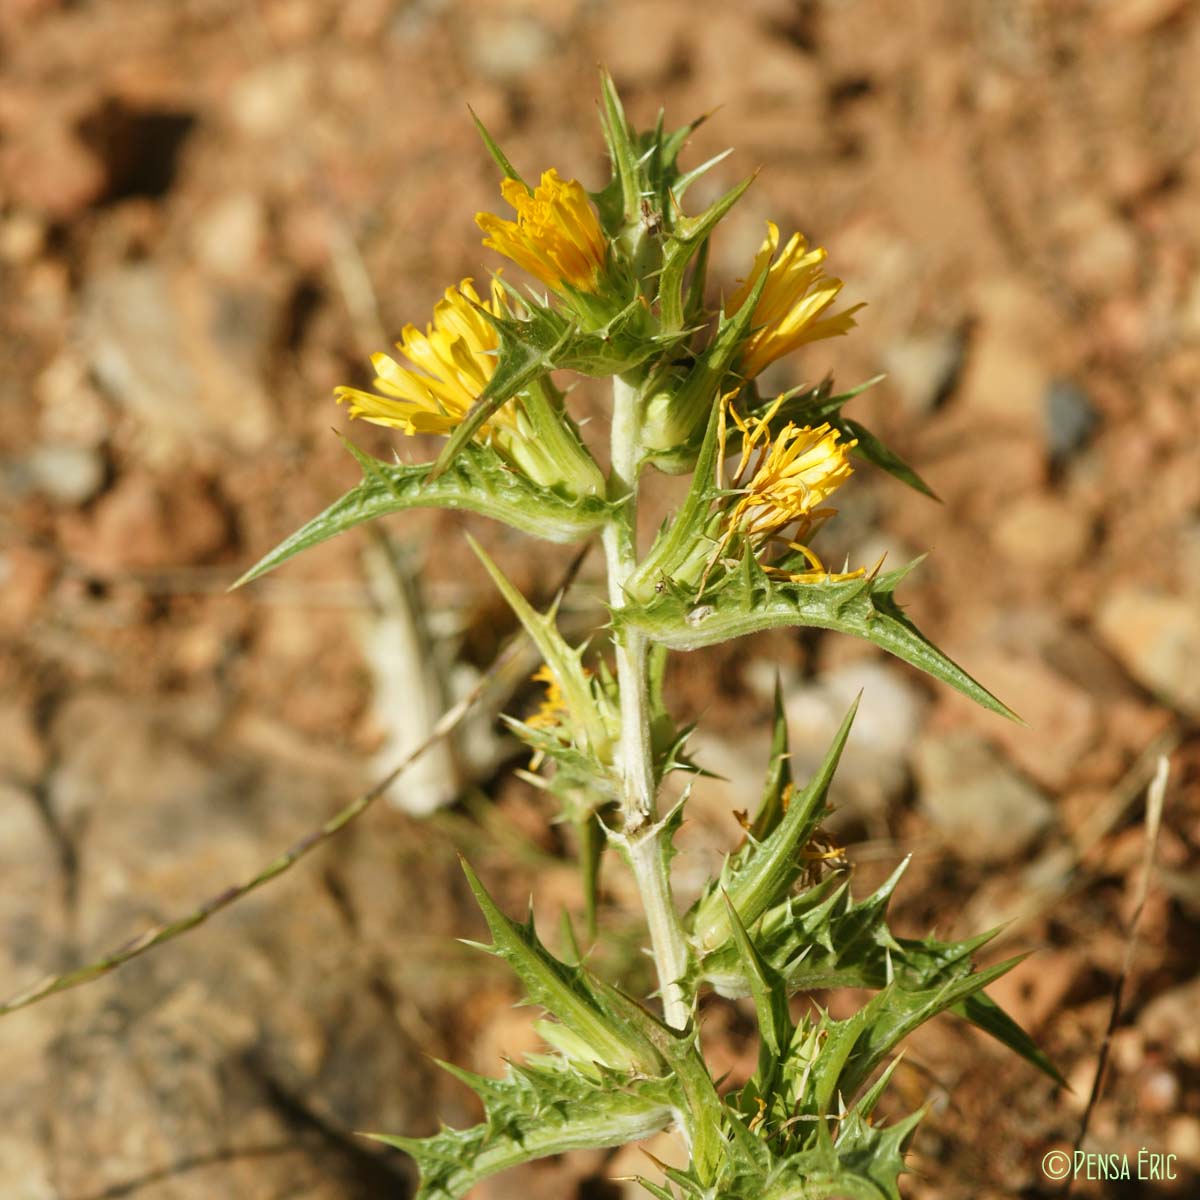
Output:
[603,373,691,1030]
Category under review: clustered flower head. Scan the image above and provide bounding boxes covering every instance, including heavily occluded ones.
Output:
[334,141,865,582]
[334,277,510,437]
[728,221,863,378]
[713,393,860,581]
[475,168,608,295]
[526,664,569,732]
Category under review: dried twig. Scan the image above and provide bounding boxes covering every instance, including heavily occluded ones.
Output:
[1067,754,1170,1183]
[0,544,590,1019]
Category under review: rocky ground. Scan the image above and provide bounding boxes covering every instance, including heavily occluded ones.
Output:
[1,0,1199,1197]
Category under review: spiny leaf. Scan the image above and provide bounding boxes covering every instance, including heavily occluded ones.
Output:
[617,559,1017,721]
[692,698,858,951]
[721,893,791,1078]
[821,955,1030,1110]
[459,857,664,1076]
[954,992,1068,1088]
[234,441,610,588]
[470,536,614,760]
[368,1058,677,1200]
[699,860,1061,1086]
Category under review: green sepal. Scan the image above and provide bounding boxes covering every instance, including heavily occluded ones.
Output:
[505,718,617,801]
[682,236,712,331]
[691,699,857,952]
[629,396,725,596]
[745,374,884,430]
[659,174,755,332]
[232,440,611,588]
[630,1178,676,1200]
[721,893,792,1086]
[672,148,733,204]
[470,536,615,761]
[750,675,794,842]
[429,310,576,481]
[659,108,713,183]
[640,262,770,470]
[459,857,665,1076]
[616,557,1017,721]
[836,416,939,501]
[557,295,674,376]
[596,67,641,229]
[368,1057,677,1199]
[468,106,525,185]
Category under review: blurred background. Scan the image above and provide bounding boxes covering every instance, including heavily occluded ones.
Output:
[2,1,1199,1196]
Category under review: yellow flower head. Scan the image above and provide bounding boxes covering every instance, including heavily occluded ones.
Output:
[526,664,569,731]
[710,393,860,583]
[727,222,863,378]
[476,169,607,294]
[335,278,511,437]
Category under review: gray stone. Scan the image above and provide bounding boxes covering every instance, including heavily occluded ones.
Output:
[913,731,1054,861]
[466,14,556,80]
[881,329,965,413]
[82,264,273,456]
[1044,378,1098,461]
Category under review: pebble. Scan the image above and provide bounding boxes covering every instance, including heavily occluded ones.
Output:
[913,730,1054,861]
[35,352,110,449]
[82,263,274,454]
[228,60,312,138]
[1140,976,1200,1066]
[0,545,55,632]
[990,494,1092,570]
[958,279,1055,421]
[1105,0,1191,35]
[1095,585,1200,718]
[1053,195,1140,295]
[0,211,45,265]
[881,329,965,414]
[1138,1065,1181,1115]
[60,471,230,574]
[465,14,556,81]
[1044,378,1099,461]
[1166,1115,1200,1167]
[25,443,106,506]
[0,698,48,784]
[0,118,106,220]
[190,191,266,280]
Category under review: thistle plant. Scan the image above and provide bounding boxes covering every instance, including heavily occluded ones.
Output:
[236,73,1059,1199]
